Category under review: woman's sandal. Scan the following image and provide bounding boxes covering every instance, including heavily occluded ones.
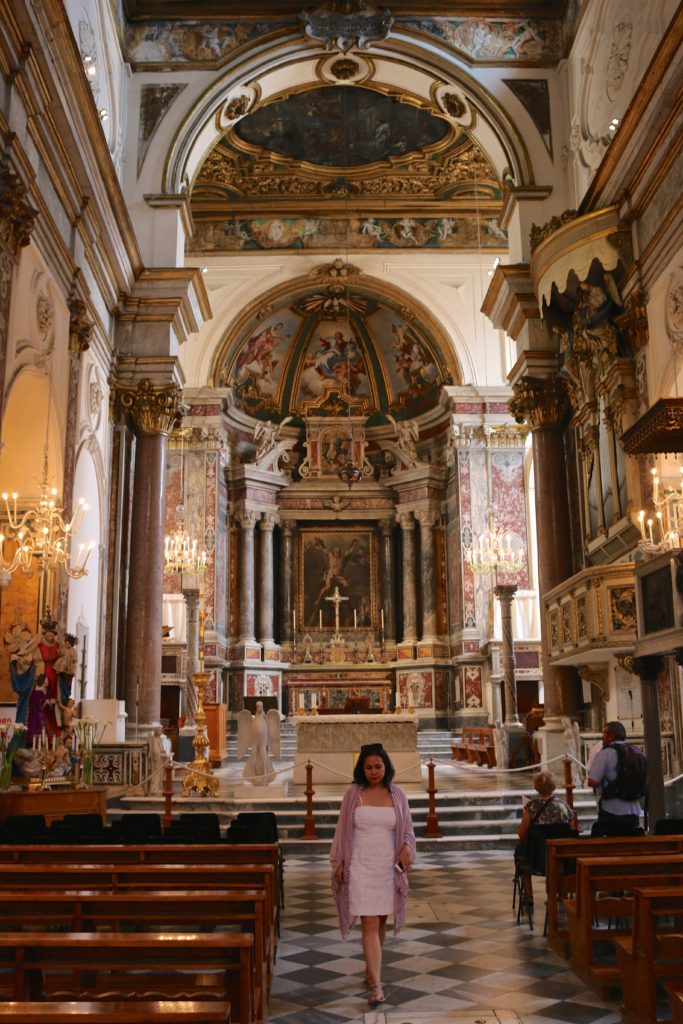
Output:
[368,984,386,1007]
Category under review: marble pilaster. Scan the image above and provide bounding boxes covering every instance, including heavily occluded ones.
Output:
[415,509,438,642]
[380,519,396,643]
[258,513,277,645]
[281,521,294,642]
[633,654,666,830]
[237,510,258,642]
[182,586,200,723]
[119,378,183,727]
[398,512,417,642]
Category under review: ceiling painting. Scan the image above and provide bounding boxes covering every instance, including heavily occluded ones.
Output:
[233,86,451,167]
[219,289,455,422]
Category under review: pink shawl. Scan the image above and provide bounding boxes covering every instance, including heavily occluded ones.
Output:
[330,782,417,939]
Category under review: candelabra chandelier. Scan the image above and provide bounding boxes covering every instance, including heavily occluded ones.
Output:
[164,510,208,576]
[465,505,526,574]
[636,466,683,556]
[0,455,94,587]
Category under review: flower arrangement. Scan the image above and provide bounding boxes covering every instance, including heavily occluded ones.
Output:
[72,718,105,787]
[0,722,27,789]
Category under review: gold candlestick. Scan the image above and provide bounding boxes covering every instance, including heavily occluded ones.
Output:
[182,669,218,796]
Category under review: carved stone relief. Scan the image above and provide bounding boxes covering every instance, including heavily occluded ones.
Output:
[666,268,683,351]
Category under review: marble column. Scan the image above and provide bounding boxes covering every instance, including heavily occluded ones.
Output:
[119,379,183,727]
[281,521,294,643]
[494,583,520,725]
[510,375,579,720]
[633,654,666,830]
[379,519,396,643]
[398,512,417,642]
[0,166,37,421]
[258,513,277,644]
[238,510,257,642]
[416,509,438,642]
[182,586,200,723]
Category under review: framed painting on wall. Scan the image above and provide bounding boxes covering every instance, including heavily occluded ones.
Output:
[299,526,375,630]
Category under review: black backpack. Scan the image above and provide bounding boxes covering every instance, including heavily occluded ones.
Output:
[601,743,648,801]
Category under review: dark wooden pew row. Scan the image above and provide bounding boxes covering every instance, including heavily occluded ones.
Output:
[0,1002,231,1024]
[667,981,683,1024]
[616,888,683,1024]
[0,933,253,1024]
[0,843,282,913]
[564,853,683,997]
[0,861,276,951]
[0,888,268,1022]
[545,835,683,956]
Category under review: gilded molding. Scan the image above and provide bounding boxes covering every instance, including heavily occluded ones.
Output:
[615,289,650,354]
[68,297,94,358]
[300,2,394,52]
[529,209,578,253]
[0,167,38,256]
[509,375,571,431]
[117,378,184,436]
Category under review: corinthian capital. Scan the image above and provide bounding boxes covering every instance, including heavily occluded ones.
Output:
[509,375,571,431]
[397,511,414,531]
[0,168,38,256]
[117,378,184,435]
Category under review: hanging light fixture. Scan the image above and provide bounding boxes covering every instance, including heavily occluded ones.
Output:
[164,427,207,576]
[0,372,94,587]
[463,171,526,575]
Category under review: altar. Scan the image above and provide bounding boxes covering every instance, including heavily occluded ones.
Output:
[293,714,421,784]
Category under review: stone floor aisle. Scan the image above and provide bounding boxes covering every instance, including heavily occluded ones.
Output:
[268,851,621,1024]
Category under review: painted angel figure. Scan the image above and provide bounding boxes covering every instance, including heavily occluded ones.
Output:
[237,701,281,786]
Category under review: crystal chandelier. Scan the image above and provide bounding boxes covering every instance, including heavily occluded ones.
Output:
[636,465,683,555]
[164,428,207,576]
[465,504,526,573]
[0,456,94,587]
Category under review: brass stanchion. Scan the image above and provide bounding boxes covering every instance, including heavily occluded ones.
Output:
[301,760,319,840]
[422,759,442,838]
[163,760,174,829]
[182,670,219,796]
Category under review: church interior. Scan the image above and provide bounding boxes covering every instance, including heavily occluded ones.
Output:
[0,0,682,1021]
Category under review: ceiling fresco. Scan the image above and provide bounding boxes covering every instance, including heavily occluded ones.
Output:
[232,86,451,167]
[218,287,456,423]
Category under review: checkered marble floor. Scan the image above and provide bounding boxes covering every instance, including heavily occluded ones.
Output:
[269,851,621,1024]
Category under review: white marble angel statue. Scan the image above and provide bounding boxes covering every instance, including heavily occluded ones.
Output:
[237,701,281,786]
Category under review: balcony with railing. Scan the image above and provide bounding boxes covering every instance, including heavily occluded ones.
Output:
[544,563,636,665]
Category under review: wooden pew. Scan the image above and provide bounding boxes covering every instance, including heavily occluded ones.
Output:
[0,1002,231,1023]
[0,933,253,1024]
[545,834,683,956]
[616,888,683,1024]
[0,843,283,913]
[667,982,683,1024]
[0,888,268,1021]
[451,727,496,767]
[564,853,683,996]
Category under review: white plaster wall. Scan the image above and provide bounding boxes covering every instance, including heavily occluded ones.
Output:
[646,246,683,401]
[67,447,102,700]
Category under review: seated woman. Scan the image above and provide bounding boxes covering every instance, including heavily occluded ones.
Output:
[515,771,576,902]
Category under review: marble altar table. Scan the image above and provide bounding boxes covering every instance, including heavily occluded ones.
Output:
[293,714,421,784]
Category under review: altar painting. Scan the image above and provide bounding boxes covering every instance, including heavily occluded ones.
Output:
[300,528,374,630]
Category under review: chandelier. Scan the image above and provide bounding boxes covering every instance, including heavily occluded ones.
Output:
[465,505,526,573]
[164,428,207,576]
[0,458,94,587]
[636,464,683,555]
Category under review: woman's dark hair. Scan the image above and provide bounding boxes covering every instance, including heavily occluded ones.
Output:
[353,743,395,787]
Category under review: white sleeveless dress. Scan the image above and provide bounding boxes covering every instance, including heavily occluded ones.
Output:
[349,803,396,917]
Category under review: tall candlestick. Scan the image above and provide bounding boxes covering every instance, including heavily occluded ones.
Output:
[311,693,317,709]
[353,609,357,628]
[319,610,322,630]
[638,510,646,540]
[293,609,296,633]
[647,518,654,545]
[380,608,384,630]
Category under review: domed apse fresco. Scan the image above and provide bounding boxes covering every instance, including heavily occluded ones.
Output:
[219,291,457,424]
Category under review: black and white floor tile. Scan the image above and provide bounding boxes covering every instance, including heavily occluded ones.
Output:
[269,852,621,1024]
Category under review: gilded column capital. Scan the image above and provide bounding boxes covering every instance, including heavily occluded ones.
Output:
[509,375,571,431]
[68,297,93,358]
[117,378,184,435]
[0,168,38,256]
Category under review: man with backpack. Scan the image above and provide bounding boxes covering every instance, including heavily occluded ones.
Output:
[588,720,648,832]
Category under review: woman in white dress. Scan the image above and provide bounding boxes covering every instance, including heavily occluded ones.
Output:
[330,743,416,1007]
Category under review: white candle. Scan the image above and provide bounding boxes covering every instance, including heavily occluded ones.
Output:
[395,691,401,710]
[353,609,357,628]
[381,609,384,630]
[638,510,646,540]
[656,511,664,541]
[293,609,296,633]
[52,735,56,751]
[647,518,654,544]
[298,693,304,710]
[319,610,322,630]
[312,693,317,709]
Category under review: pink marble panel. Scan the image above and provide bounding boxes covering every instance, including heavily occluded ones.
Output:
[246,672,280,697]
[164,453,183,595]
[491,449,529,589]
[463,665,482,707]
[459,451,476,628]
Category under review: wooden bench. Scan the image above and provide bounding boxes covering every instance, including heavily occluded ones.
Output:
[0,932,253,1024]
[667,981,683,1024]
[545,834,683,957]
[0,888,269,1022]
[616,888,683,1024]
[564,853,683,996]
[0,1002,231,1023]
[451,727,496,767]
